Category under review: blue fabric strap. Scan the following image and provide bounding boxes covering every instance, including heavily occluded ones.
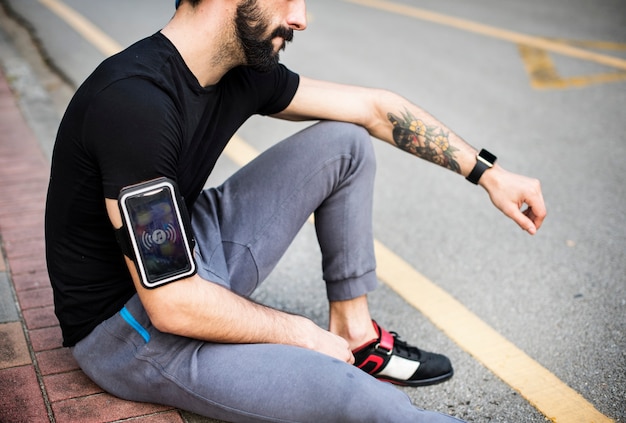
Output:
[120,306,151,343]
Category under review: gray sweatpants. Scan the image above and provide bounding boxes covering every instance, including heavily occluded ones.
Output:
[72,122,464,422]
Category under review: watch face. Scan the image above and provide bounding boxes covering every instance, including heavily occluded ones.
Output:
[479,149,497,164]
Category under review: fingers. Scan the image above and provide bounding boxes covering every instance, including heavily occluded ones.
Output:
[347,351,355,365]
[523,209,538,234]
[508,206,537,235]
[340,338,355,364]
[521,178,547,234]
[523,205,546,232]
[314,329,356,363]
[488,172,546,235]
[507,198,546,235]
[510,203,546,236]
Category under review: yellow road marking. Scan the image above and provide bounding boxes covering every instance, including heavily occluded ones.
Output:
[224,135,260,166]
[518,40,626,89]
[373,242,613,423]
[550,39,626,51]
[40,1,615,422]
[343,0,626,72]
[39,0,121,57]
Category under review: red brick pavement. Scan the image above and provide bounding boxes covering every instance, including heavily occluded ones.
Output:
[0,70,187,422]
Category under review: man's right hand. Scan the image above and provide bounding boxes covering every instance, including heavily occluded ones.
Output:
[297,318,355,364]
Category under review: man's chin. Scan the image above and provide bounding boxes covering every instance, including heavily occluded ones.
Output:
[243,40,283,72]
[248,56,280,73]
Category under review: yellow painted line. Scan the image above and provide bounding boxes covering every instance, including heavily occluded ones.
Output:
[550,39,626,51]
[518,42,626,90]
[556,72,626,88]
[518,44,562,87]
[343,0,626,72]
[223,135,260,167]
[374,242,612,423]
[41,1,614,422]
[39,0,122,57]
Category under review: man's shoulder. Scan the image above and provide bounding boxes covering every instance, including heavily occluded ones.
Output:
[71,34,188,118]
[93,33,174,81]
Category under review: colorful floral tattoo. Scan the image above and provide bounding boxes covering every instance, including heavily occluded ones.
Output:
[388,109,461,173]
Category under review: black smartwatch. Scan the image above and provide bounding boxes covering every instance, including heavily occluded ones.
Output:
[466,149,497,185]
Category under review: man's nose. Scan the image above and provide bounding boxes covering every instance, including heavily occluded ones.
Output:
[286,0,307,31]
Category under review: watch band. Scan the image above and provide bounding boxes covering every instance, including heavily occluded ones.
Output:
[466,149,497,185]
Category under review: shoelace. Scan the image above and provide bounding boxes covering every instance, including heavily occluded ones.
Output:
[389,332,423,360]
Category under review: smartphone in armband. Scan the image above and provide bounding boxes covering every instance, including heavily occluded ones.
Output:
[118,177,196,289]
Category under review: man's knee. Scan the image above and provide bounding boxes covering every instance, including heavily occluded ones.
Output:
[319,121,370,144]
[317,121,375,168]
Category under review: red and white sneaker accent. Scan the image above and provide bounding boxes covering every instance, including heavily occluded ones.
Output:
[352,321,453,387]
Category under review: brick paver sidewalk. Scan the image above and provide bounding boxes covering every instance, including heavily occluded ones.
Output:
[0,69,188,422]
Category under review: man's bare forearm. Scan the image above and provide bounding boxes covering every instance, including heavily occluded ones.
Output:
[364,91,477,175]
[387,108,462,173]
[137,274,354,362]
[370,94,546,233]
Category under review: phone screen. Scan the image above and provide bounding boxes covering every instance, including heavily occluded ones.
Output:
[124,186,193,285]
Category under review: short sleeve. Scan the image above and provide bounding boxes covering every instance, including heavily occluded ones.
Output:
[234,64,300,116]
[82,78,182,198]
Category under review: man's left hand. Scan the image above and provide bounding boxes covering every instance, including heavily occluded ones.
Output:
[479,165,547,235]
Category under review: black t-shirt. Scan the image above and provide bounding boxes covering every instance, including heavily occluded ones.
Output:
[45,32,299,347]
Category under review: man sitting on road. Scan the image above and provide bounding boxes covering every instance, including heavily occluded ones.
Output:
[45,0,546,421]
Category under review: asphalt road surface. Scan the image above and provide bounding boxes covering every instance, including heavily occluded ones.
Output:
[1,0,624,422]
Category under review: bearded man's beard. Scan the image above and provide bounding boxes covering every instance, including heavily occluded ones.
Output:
[235,0,293,72]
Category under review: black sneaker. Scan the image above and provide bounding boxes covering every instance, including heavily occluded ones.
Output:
[352,321,454,387]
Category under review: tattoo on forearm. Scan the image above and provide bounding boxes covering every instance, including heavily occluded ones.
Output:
[388,109,461,173]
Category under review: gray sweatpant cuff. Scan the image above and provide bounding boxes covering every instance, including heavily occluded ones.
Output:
[325,269,379,302]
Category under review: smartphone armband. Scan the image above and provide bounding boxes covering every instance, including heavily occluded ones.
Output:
[117,177,196,289]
